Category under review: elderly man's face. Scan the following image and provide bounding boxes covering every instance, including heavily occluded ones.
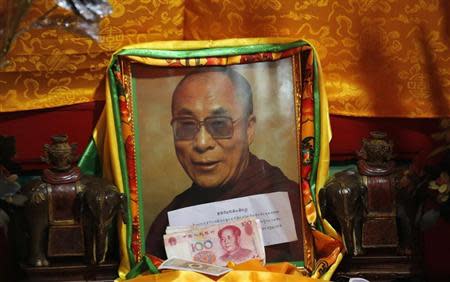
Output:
[171,71,255,189]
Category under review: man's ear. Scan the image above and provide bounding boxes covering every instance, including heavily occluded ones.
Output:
[246,114,256,145]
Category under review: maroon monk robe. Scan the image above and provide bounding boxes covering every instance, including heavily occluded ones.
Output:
[146,153,304,262]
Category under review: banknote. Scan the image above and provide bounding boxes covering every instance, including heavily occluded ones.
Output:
[164,217,265,266]
[158,257,231,276]
[165,225,192,235]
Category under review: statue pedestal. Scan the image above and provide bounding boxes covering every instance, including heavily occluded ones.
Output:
[333,251,422,281]
[20,260,118,281]
[358,160,399,249]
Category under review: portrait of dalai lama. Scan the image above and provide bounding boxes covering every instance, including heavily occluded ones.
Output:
[146,67,305,263]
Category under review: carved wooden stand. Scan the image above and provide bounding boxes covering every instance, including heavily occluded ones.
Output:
[334,251,423,282]
[358,160,398,249]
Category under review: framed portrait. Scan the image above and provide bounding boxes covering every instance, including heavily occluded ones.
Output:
[100,38,331,278]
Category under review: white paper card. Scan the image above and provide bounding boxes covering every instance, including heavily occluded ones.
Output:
[168,192,297,246]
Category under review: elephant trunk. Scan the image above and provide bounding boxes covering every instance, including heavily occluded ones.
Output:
[95,225,108,264]
[340,218,356,255]
[94,192,110,264]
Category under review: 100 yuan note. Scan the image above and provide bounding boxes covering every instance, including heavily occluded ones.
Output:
[164,217,265,266]
[159,257,231,276]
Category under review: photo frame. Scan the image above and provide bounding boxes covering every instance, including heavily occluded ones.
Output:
[103,39,326,278]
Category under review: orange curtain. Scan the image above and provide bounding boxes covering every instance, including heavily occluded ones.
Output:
[184,0,450,118]
[1,0,449,117]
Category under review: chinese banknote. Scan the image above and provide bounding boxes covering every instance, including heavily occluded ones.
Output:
[163,217,265,266]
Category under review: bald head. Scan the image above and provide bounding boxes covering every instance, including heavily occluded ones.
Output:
[172,68,253,118]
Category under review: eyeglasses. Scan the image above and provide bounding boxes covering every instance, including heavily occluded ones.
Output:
[171,116,240,140]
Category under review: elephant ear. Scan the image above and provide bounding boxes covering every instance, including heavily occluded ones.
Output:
[119,193,128,224]
[318,188,328,219]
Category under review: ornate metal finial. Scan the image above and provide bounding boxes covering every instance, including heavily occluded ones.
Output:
[357,131,394,168]
[42,134,77,171]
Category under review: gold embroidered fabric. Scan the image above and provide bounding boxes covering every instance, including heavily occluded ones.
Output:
[0,0,184,112]
[184,0,450,118]
[1,0,449,117]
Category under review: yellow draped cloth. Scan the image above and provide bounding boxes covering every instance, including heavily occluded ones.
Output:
[125,260,323,282]
[91,38,340,281]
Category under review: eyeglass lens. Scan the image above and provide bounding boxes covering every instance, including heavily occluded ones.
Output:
[172,117,234,140]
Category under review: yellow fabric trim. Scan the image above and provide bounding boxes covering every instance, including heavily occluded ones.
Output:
[115,37,300,54]
[314,46,331,206]
[314,46,339,239]
[308,41,343,280]
[103,81,130,279]
[321,253,343,281]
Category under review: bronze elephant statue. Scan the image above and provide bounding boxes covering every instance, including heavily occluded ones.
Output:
[22,135,82,266]
[319,169,367,256]
[23,174,126,266]
[23,135,126,266]
[81,176,126,264]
